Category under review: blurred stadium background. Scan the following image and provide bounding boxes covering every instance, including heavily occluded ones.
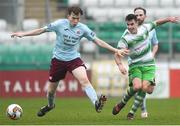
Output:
[0,0,180,124]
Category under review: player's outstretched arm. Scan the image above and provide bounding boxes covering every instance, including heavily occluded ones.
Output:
[11,27,46,38]
[94,37,129,57]
[155,16,180,26]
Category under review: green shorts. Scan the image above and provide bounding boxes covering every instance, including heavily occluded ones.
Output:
[128,65,156,86]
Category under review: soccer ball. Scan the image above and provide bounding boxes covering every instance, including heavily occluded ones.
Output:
[6,104,23,120]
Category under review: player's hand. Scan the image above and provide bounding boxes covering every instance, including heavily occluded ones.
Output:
[118,64,127,75]
[11,32,24,38]
[116,48,129,57]
[168,16,180,23]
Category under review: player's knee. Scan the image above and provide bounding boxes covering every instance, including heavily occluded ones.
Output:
[79,77,90,86]
[147,86,154,94]
[133,84,142,91]
[147,90,153,94]
[132,78,142,91]
[144,88,153,94]
[48,89,56,94]
[142,86,148,92]
[47,81,58,94]
[142,85,154,94]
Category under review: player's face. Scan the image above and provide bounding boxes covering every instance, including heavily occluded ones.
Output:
[126,19,138,34]
[134,9,146,25]
[68,12,81,26]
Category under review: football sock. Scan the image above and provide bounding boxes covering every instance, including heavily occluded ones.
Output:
[121,86,137,104]
[129,90,146,114]
[47,92,55,107]
[84,84,98,105]
[141,96,147,112]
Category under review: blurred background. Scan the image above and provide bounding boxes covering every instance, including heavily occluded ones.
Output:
[0,0,180,99]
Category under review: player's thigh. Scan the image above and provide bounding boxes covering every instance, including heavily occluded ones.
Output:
[49,58,67,82]
[129,67,142,87]
[68,58,89,84]
[72,66,90,85]
[142,66,155,93]
[142,66,156,85]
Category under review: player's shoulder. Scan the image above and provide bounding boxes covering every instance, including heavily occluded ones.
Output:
[142,21,153,27]
[77,22,89,28]
[76,22,93,32]
[53,19,68,25]
[120,30,129,41]
[144,21,154,25]
[122,29,129,36]
[121,29,130,38]
[141,23,149,29]
[144,21,157,28]
[140,23,153,32]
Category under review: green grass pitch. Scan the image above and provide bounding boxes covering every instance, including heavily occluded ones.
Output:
[1,97,180,125]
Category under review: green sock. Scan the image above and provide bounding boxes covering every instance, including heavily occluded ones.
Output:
[129,90,146,114]
[122,86,137,104]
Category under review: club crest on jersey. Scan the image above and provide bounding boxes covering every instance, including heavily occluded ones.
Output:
[76,30,81,34]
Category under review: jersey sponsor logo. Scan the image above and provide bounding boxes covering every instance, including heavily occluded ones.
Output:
[63,34,79,45]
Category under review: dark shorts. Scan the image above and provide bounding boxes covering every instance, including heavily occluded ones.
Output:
[49,57,86,82]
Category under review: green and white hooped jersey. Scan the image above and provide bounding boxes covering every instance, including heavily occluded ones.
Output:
[117,22,157,68]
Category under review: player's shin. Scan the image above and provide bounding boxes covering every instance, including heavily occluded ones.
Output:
[129,90,146,115]
[47,92,55,107]
[141,96,147,112]
[122,86,137,104]
[83,84,98,105]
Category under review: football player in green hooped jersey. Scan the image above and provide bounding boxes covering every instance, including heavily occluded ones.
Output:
[112,14,179,120]
[133,7,159,118]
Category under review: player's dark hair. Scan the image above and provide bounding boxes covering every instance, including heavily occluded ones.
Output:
[134,7,146,15]
[125,14,137,22]
[67,6,83,15]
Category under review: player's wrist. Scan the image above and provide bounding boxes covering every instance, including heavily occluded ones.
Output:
[117,62,122,66]
[167,17,173,22]
[115,49,119,54]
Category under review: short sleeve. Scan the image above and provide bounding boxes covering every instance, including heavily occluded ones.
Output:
[150,29,159,45]
[44,20,61,32]
[144,22,157,32]
[117,38,128,49]
[83,25,96,41]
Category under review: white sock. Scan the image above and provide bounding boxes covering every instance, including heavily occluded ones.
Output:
[84,84,98,105]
